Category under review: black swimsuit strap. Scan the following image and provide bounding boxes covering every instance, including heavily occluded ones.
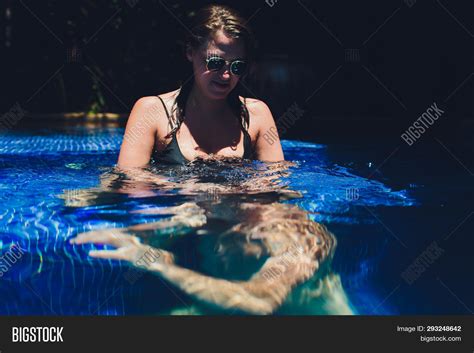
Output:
[156,95,178,137]
[156,96,170,119]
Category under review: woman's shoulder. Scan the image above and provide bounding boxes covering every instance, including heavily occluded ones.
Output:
[133,89,180,111]
[239,96,274,130]
[240,96,273,117]
[157,88,181,105]
[127,89,180,138]
[240,96,268,109]
[130,89,180,122]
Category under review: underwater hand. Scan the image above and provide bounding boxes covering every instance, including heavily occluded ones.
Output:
[70,229,174,269]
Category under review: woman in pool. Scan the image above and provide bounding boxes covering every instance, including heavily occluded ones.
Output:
[70,5,353,314]
[117,4,284,167]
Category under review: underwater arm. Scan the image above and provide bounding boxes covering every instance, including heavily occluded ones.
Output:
[147,249,318,314]
[71,216,326,314]
[71,202,206,249]
[72,226,319,315]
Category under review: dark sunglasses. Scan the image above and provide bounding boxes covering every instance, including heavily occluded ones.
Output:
[205,56,247,76]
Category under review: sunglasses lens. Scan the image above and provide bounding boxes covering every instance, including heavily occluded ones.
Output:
[207,57,225,71]
[230,61,247,76]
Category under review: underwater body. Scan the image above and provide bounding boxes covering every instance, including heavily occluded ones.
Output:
[0,126,471,315]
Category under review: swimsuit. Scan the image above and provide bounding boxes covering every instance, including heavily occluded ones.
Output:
[151,96,253,165]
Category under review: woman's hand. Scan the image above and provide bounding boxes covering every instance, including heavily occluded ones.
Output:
[70,229,174,269]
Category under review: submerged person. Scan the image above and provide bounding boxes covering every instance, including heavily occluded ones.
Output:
[118,5,284,167]
[70,200,354,315]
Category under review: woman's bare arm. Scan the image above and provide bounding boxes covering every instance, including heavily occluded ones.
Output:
[70,216,330,314]
[148,247,318,314]
[247,99,285,162]
[117,96,165,168]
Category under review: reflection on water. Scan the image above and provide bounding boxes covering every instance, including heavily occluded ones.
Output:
[62,158,355,315]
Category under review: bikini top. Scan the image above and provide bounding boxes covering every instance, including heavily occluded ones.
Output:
[151,95,253,165]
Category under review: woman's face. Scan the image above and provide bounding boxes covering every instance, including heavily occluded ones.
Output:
[187,30,246,100]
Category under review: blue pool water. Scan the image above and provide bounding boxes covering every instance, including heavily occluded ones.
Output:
[0,126,472,315]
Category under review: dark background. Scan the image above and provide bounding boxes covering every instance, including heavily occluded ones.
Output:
[0,1,472,318]
[1,0,473,141]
